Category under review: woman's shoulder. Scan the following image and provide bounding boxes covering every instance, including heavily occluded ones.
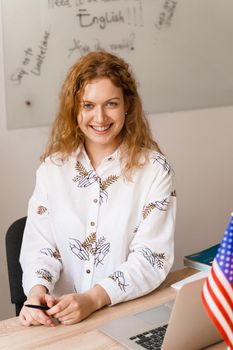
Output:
[38,152,77,174]
[147,150,173,173]
[137,149,173,175]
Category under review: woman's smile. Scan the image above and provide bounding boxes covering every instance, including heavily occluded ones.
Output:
[90,124,113,133]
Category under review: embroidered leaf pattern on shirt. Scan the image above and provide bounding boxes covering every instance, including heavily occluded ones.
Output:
[40,248,62,263]
[142,203,156,220]
[75,160,88,177]
[36,268,53,282]
[69,238,90,261]
[138,247,166,269]
[100,175,119,191]
[133,198,170,236]
[153,253,166,269]
[151,153,171,174]
[143,199,169,219]
[37,205,48,215]
[69,233,110,267]
[99,175,119,204]
[82,232,97,254]
[109,270,128,292]
[72,161,98,188]
[72,160,119,204]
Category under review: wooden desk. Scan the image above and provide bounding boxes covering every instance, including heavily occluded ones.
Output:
[0,268,226,350]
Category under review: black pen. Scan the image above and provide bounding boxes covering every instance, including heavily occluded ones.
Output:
[24,304,50,311]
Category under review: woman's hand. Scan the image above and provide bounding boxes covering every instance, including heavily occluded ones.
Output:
[19,285,57,327]
[46,285,110,325]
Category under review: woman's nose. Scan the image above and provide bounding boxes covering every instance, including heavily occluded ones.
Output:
[94,106,105,123]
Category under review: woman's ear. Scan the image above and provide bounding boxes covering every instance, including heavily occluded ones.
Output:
[124,96,130,115]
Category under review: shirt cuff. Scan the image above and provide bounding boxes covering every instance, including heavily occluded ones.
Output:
[22,274,55,296]
[97,277,128,306]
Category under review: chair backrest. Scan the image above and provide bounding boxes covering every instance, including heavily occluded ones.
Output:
[5,217,27,316]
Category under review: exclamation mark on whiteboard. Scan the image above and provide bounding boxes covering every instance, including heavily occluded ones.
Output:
[133,7,136,26]
[127,7,131,25]
[139,0,143,26]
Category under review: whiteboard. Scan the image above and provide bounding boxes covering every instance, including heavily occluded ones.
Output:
[2,0,233,129]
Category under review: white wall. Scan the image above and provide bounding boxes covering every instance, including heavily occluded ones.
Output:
[149,109,233,269]
[1,17,233,322]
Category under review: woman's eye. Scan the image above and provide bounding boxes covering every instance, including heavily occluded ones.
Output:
[83,103,93,110]
[107,101,118,108]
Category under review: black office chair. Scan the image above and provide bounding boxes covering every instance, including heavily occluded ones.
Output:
[5,217,27,316]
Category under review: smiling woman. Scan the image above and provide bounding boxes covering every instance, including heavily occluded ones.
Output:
[77,78,126,168]
[19,51,176,327]
[41,50,161,176]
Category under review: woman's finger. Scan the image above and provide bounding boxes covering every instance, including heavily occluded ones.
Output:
[20,306,56,327]
[35,311,55,327]
[19,311,40,327]
[59,317,76,325]
[47,298,70,318]
[44,293,57,308]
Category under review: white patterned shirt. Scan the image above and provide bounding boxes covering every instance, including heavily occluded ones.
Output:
[20,147,176,305]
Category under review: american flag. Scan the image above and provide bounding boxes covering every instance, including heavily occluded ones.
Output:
[202,213,233,349]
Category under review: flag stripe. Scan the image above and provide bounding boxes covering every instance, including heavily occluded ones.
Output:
[202,214,233,350]
[209,270,233,320]
[211,262,233,310]
[202,291,233,349]
[209,265,233,321]
[206,277,233,330]
[202,282,233,337]
[202,284,233,348]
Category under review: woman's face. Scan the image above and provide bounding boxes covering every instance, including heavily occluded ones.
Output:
[77,77,127,153]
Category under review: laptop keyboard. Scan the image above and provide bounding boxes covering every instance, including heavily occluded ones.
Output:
[129,324,168,350]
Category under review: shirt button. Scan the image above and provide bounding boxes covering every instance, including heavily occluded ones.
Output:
[86,269,91,274]
[90,221,95,226]
[108,157,113,161]
[93,198,98,203]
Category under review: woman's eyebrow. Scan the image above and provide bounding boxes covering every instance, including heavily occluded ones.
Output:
[82,97,120,102]
[106,97,121,102]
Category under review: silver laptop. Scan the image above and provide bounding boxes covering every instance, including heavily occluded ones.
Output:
[99,278,223,350]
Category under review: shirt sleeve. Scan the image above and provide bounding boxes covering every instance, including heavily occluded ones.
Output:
[97,163,176,305]
[20,162,62,295]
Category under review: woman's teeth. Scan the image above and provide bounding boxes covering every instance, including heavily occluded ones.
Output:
[91,125,111,131]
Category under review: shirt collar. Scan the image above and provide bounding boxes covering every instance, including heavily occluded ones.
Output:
[74,144,121,167]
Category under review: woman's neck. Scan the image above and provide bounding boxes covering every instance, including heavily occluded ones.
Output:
[84,143,118,170]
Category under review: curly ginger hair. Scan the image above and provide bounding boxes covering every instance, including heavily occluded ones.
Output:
[41,51,161,174]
